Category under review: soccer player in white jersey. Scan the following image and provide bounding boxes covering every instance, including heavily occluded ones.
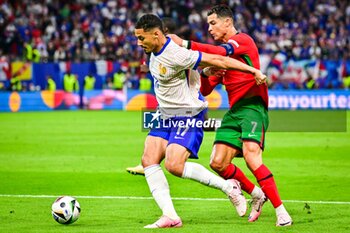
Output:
[126,69,203,175]
[134,14,267,228]
[126,18,203,176]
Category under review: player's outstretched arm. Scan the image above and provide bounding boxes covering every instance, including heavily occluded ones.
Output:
[169,34,226,56]
[200,52,266,85]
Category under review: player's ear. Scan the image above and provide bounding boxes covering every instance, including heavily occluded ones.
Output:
[227,17,234,26]
[153,31,159,38]
[224,17,232,27]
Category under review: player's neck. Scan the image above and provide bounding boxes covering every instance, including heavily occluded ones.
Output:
[154,35,168,53]
[223,27,237,43]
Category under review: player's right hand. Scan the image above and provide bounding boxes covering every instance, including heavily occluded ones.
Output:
[254,70,267,85]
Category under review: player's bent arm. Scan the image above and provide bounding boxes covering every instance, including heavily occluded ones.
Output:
[199,52,266,85]
[190,41,227,56]
[200,75,220,96]
[200,52,255,74]
[168,34,227,56]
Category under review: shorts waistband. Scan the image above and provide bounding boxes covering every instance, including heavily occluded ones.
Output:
[231,96,265,110]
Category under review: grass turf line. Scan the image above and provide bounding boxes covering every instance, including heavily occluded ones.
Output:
[0,110,349,233]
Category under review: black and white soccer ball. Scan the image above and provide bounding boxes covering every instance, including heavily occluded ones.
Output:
[52,196,81,224]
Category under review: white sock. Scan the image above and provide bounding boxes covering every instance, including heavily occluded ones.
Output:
[181,162,232,195]
[250,186,263,198]
[275,204,287,215]
[144,164,179,220]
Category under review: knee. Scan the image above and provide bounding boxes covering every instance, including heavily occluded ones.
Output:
[243,142,262,171]
[164,155,184,177]
[142,152,157,168]
[244,141,259,153]
[210,154,226,173]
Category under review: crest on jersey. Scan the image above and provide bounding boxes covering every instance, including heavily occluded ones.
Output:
[228,39,239,48]
[158,63,167,77]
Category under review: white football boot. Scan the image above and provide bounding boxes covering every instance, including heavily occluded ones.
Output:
[227,179,247,217]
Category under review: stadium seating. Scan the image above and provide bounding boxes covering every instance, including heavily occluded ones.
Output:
[0,0,349,90]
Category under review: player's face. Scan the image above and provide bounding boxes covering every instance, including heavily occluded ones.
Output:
[207,14,228,42]
[135,28,158,54]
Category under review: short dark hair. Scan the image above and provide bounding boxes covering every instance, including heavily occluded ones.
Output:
[135,14,164,33]
[207,4,234,19]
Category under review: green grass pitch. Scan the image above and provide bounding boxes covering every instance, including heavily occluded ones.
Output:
[0,110,349,233]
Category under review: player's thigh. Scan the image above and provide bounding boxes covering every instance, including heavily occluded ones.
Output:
[239,106,267,171]
[242,141,263,171]
[214,110,243,153]
[167,115,205,159]
[142,135,167,167]
[240,106,268,150]
[165,115,204,175]
[165,143,191,176]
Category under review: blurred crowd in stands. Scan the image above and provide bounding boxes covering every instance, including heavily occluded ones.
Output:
[0,0,349,90]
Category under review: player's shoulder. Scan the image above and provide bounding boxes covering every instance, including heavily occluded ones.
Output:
[228,32,254,44]
[169,39,198,63]
[162,39,185,58]
[167,38,183,51]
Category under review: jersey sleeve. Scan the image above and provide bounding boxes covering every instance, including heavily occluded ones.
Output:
[191,41,228,56]
[226,34,250,56]
[200,75,222,96]
[191,34,251,56]
[173,46,202,70]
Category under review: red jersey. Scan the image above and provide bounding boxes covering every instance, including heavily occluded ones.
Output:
[192,33,268,109]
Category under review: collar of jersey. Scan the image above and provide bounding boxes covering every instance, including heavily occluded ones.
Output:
[153,37,171,56]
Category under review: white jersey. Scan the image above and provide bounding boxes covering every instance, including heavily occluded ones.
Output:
[149,38,207,118]
[188,69,201,98]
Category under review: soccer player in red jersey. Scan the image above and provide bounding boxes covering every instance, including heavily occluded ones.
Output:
[135,13,267,228]
[170,4,292,226]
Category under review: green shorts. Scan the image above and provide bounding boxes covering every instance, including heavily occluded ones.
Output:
[214,96,269,154]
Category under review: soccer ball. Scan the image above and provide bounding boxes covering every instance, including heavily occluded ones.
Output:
[51,196,81,224]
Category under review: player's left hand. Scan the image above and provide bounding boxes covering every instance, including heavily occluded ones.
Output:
[254,70,267,85]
